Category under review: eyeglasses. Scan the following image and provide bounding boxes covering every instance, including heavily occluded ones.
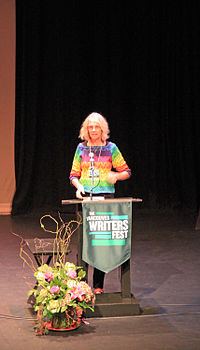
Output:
[88,125,101,131]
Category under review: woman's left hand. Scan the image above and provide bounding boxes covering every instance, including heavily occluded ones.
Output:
[106,171,118,184]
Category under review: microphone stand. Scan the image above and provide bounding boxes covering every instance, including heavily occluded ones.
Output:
[89,152,94,200]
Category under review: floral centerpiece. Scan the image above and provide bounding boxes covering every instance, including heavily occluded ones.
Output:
[29,261,95,335]
[16,213,95,335]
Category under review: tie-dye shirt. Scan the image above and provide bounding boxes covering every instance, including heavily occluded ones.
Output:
[69,141,131,194]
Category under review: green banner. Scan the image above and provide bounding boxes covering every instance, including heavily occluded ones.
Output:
[82,201,132,273]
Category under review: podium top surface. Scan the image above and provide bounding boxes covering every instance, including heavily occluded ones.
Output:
[62,197,143,205]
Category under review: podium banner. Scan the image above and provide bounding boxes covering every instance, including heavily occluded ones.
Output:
[82,201,132,273]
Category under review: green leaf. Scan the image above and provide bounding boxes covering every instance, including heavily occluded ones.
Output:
[60,282,67,289]
[43,309,48,316]
[53,277,60,286]
[36,295,45,304]
[59,270,66,279]
[47,310,52,319]
[61,306,67,313]
[77,301,85,307]
[78,270,86,279]
[49,278,54,286]
[86,305,94,312]
[33,289,39,296]
[27,290,34,297]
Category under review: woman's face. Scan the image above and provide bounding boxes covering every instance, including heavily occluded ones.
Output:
[87,120,102,142]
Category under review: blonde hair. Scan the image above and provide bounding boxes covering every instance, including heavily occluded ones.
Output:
[79,112,110,142]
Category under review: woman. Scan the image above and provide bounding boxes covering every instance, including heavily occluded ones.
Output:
[70,112,131,294]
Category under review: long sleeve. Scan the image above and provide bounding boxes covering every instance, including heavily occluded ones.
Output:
[111,144,131,175]
[69,145,82,181]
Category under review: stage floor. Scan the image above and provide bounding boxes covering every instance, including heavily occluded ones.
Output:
[0,208,200,350]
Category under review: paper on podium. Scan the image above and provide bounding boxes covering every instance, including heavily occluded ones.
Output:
[83,196,105,201]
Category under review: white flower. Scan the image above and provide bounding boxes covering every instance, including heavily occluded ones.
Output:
[36,272,45,280]
[47,299,60,313]
[65,262,76,272]
[67,280,77,289]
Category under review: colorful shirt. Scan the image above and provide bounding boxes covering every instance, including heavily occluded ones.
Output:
[69,141,131,194]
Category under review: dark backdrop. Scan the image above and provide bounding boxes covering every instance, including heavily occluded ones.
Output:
[12,2,200,215]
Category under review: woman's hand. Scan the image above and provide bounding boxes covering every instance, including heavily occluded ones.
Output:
[72,178,85,199]
[76,184,85,199]
[106,171,118,184]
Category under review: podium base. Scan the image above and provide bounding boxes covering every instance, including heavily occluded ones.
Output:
[86,292,141,318]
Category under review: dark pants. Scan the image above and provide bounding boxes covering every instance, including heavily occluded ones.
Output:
[93,268,105,289]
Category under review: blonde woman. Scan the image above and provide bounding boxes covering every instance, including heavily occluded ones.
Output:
[70,112,131,293]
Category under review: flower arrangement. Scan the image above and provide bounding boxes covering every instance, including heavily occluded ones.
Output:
[29,261,95,335]
[15,213,95,335]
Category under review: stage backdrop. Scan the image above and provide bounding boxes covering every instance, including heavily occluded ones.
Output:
[12,2,200,215]
[0,0,15,214]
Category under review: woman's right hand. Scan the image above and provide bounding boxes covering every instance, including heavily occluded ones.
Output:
[76,184,85,199]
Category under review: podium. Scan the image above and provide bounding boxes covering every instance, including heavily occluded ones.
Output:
[61,197,142,317]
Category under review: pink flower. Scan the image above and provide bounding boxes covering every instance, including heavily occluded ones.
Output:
[43,271,54,282]
[69,284,86,301]
[79,281,93,301]
[50,285,60,294]
[67,269,77,279]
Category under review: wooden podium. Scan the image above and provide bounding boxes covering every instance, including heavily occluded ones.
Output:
[61,197,142,317]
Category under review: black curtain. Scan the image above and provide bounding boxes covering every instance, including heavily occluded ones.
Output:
[12,2,200,215]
